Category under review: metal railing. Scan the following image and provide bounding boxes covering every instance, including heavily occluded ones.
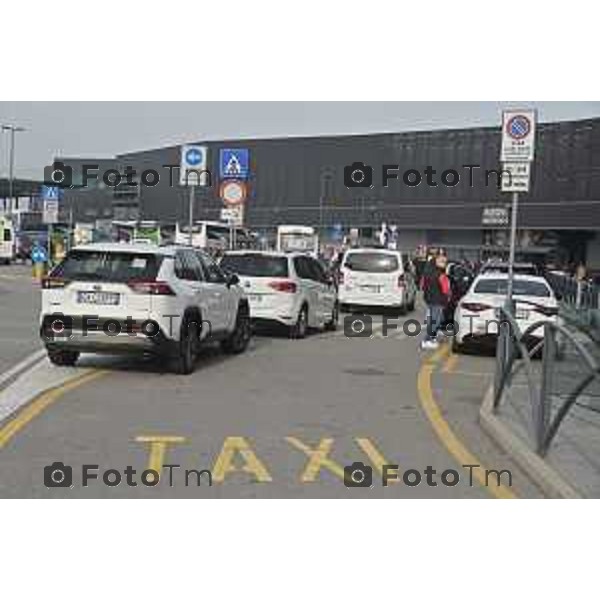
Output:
[493,306,600,456]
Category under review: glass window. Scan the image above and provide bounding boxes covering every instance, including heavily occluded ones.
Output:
[3,229,11,242]
[52,250,163,282]
[220,253,289,278]
[344,252,399,273]
[293,256,313,280]
[175,250,201,281]
[474,278,551,297]
[198,252,227,283]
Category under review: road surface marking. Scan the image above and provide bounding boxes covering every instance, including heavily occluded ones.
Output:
[286,436,345,482]
[416,345,516,499]
[212,436,273,483]
[0,348,46,392]
[441,353,459,374]
[0,370,107,450]
[355,437,398,481]
[135,436,187,472]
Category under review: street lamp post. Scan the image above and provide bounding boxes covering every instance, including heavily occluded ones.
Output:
[1,124,27,215]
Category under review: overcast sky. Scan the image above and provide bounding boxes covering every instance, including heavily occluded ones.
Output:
[1,101,600,179]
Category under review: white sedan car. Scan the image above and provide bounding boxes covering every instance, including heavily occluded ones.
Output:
[220,251,338,338]
[452,272,559,353]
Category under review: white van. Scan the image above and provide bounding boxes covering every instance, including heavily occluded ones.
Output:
[338,248,417,313]
[0,218,16,264]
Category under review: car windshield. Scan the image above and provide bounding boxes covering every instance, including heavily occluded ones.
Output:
[50,250,163,282]
[474,278,551,297]
[344,252,399,273]
[220,254,289,277]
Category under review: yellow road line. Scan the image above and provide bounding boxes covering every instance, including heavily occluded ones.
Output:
[0,369,107,450]
[441,353,459,374]
[416,346,516,499]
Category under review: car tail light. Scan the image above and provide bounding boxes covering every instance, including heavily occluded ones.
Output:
[461,302,492,313]
[41,277,67,289]
[269,280,297,293]
[128,279,175,295]
[532,304,558,317]
[397,273,406,288]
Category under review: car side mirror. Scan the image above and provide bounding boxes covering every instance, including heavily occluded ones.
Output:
[227,273,240,287]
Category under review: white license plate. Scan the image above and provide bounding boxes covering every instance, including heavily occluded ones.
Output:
[361,285,380,293]
[247,293,263,303]
[77,291,120,305]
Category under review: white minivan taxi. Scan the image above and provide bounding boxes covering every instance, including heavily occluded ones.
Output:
[220,251,338,338]
[338,248,417,313]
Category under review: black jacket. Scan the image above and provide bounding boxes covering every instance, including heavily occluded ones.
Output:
[422,262,449,306]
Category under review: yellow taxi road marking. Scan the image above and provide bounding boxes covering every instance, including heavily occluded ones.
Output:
[441,353,459,374]
[416,346,516,499]
[0,369,107,450]
[212,436,273,483]
[135,436,187,472]
[354,437,397,480]
[286,437,345,482]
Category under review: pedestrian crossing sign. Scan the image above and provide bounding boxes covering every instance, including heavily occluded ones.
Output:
[219,149,249,180]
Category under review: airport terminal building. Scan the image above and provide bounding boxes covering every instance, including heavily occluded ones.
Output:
[47,116,600,266]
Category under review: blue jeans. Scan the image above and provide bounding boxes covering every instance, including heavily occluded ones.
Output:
[425,305,444,342]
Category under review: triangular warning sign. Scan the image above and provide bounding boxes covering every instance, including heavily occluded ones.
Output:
[225,155,241,176]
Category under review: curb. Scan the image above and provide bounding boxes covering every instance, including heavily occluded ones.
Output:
[479,384,581,499]
[0,349,46,393]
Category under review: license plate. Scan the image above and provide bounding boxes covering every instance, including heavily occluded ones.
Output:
[516,309,529,319]
[77,291,120,305]
[361,285,380,293]
[247,293,262,303]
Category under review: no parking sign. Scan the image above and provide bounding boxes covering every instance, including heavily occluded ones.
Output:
[500,109,536,162]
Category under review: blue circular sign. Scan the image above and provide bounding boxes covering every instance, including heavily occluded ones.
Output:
[507,115,531,140]
[185,148,203,166]
[31,246,48,263]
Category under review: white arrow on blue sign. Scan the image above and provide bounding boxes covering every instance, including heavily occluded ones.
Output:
[31,246,48,263]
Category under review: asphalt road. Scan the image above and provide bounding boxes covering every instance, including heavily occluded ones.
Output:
[0,292,544,498]
[0,264,42,374]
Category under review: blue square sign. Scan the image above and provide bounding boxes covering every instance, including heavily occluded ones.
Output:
[219,149,250,180]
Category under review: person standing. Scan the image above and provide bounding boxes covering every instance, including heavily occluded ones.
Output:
[421,253,451,350]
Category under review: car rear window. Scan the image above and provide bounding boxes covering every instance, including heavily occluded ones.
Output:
[474,278,550,297]
[344,252,399,273]
[51,250,163,282]
[220,254,289,277]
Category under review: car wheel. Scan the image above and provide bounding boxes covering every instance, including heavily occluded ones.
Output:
[324,302,339,331]
[171,320,197,375]
[222,306,251,354]
[47,348,79,366]
[451,337,466,355]
[290,305,308,339]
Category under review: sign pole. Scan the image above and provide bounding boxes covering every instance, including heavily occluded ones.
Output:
[506,191,519,309]
[188,185,195,246]
[47,223,53,267]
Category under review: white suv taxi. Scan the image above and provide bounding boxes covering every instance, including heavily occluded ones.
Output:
[40,243,251,374]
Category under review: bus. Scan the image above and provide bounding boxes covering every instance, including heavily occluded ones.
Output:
[0,217,16,264]
[175,221,252,251]
[276,225,319,256]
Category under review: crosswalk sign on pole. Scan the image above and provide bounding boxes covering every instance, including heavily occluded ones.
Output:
[219,149,250,180]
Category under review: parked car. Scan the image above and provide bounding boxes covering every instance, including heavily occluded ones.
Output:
[452,272,559,353]
[40,242,250,374]
[337,248,417,313]
[220,251,338,337]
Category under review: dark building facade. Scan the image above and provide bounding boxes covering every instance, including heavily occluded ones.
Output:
[57,117,600,265]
